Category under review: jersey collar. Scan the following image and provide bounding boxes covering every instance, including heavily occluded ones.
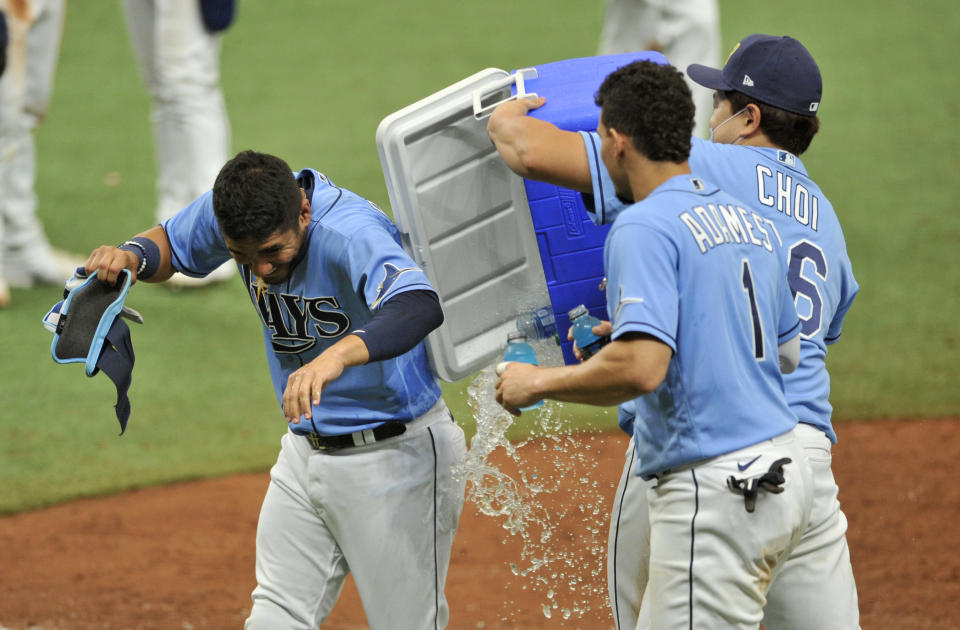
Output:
[750,146,809,175]
[649,173,721,198]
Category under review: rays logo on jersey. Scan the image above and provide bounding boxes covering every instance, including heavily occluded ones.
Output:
[367,199,387,216]
[372,262,419,308]
[243,269,351,353]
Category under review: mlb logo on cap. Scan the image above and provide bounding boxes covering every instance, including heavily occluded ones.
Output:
[687,34,823,117]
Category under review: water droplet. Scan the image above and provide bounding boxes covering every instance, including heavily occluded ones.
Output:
[459,352,612,623]
[541,604,552,619]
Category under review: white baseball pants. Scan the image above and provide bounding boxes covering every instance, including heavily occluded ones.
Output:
[245,398,467,630]
[599,0,720,138]
[122,0,230,222]
[611,424,861,629]
[0,0,66,272]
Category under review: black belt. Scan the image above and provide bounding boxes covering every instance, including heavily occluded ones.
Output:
[305,421,407,451]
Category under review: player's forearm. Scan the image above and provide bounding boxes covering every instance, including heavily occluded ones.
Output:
[487,102,593,193]
[351,290,442,362]
[531,337,669,406]
[487,104,537,176]
[85,225,175,284]
[285,334,371,423]
[132,225,176,282]
[322,334,371,369]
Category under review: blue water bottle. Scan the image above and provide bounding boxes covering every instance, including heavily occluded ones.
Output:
[502,331,543,410]
[568,304,609,360]
[515,306,558,343]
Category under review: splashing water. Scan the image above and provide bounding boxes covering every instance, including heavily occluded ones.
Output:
[454,338,614,622]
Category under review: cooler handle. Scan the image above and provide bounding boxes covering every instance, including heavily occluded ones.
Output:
[472,67,539,120]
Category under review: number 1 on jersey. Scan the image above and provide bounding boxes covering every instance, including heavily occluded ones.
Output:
[741,260,765,360]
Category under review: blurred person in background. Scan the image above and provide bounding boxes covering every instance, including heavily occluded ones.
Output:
[599,0,720,138]
[0,0,81,309]
[122,0,236,288]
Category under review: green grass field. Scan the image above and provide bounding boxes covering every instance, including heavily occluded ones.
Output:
[1,0,957,514]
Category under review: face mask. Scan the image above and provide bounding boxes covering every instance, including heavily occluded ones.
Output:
[709,107,748,143]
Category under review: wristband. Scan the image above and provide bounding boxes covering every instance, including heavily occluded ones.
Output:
[118,241,146,276]
[118,237,161,279]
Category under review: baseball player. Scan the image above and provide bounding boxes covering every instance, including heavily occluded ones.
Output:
[496,60,813,627]
[488,35,860,629]
[0,0,79,308]
[84,150,467,630]
[598,0,720,138]
[122,0,235,287]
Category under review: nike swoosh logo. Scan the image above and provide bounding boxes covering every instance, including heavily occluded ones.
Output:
[737,455,761,472]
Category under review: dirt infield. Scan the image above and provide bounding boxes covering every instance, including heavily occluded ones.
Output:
[2,418,958,629]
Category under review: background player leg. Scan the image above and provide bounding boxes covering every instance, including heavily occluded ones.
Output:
[598,0,719,138]
[0,0,78,290]
[122,0,234,286]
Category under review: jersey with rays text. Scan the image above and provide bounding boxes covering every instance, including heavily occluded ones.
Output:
[163,169,442,434]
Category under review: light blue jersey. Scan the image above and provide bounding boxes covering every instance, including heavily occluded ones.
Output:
[584,133,858,443]
[605,175,800,478]
[163,169,441,434]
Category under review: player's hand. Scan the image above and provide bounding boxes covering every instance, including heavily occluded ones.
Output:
[516,94,546,114]
[85,246,140,285]
[490,94,546,120]
[282,353,346,424]
[494,361,543,416]
[569,320,613,362]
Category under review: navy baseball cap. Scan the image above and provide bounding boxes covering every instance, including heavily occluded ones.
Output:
[687,34,822,116]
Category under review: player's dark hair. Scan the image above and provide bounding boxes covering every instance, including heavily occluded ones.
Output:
[212,150,302,242]
[722,90,820,155]
[594,61,694,163]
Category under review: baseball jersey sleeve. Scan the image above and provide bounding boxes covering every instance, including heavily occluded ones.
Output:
[162,190,232,276]
[778,276,802,344]
[580,131,630,225]
[344,214,436,311]
[825,261,859,344]
[605,220,679,352]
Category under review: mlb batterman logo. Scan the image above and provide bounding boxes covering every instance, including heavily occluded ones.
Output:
[777,151,796,167]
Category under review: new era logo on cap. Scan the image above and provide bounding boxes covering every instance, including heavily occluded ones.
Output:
[809,102,820,112]
[742,74,754,87]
